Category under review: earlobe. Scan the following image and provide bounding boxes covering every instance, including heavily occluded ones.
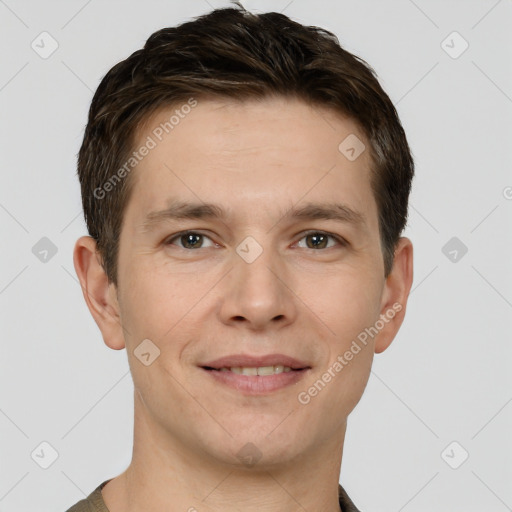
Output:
[73,236,126,350]
[374,237,414,354]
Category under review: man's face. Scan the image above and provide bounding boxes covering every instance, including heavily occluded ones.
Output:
[113,97,395,467]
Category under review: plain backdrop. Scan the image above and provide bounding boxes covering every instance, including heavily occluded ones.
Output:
[0,1,511,511]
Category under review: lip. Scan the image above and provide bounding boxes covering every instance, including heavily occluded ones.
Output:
[200,353,311,370]
[199,353,312,395]
[202,367,310,394]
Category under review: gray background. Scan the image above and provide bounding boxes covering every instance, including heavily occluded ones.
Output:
[1,0,511,510]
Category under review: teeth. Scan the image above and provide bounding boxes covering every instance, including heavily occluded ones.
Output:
[221,365,293,375]
[256,366,274,376]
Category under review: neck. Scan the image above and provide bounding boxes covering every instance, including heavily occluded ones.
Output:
[103,391,346,512]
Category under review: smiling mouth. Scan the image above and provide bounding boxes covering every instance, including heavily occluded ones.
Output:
[200,364,310,394]
[201,365,304,375]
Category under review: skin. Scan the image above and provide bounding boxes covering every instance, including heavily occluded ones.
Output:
[74,96,413,512]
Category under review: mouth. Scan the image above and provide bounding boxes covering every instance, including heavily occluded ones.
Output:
[199,354,311,394]
[200,353,310,371]
[202,365,303,375]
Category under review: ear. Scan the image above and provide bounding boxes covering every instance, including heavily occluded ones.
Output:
[374,237,414,354]
[73,236,126,350]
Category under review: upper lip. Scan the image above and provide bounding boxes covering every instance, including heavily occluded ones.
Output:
[201,354,311,370]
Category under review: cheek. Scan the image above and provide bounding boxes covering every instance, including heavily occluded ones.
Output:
[296,265,380,410]
[118,258,194,348]
[120,278,164,334]
[299,263,382,342]
[119,265,202,401]
[294,343,374,440]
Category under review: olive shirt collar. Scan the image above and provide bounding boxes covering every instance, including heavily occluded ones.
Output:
[66,478,361,511]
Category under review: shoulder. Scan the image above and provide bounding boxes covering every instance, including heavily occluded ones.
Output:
[64,479,112,512]
[65,497,96,512]
[338,483,362,512]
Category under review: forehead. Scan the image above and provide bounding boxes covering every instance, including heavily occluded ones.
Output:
[126,96,378,233]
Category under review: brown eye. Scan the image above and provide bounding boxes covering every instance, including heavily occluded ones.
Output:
[306,233,328,249]
[166,231,215,249]
[180,233,203,249]
[296,231,345,250]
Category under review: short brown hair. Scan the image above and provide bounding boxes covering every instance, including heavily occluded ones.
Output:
[77,5,414,286]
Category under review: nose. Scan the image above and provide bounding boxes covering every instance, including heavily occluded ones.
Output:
[217,243,297,331]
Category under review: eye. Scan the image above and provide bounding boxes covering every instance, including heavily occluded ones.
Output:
[295,231,346,250]
[165,231,217,249]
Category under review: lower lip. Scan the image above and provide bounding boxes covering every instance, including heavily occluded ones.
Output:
[201,368,310,394]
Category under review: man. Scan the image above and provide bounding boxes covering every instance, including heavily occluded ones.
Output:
[67,5,414,511]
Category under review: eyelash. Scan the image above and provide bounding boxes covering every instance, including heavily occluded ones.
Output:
[164,230,347,250]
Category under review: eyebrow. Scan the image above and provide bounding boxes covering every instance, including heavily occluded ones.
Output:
[140,200,367,231]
